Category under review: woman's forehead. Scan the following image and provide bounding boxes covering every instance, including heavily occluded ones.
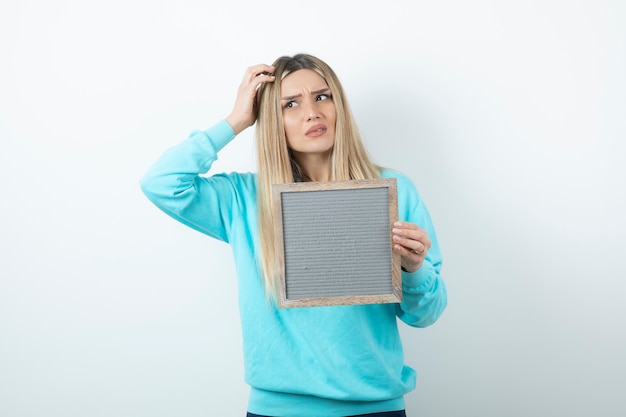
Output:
[281,69,328,95]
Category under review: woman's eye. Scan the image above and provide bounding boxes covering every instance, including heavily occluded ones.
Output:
[284,101,297,109]
[316,94,330,101]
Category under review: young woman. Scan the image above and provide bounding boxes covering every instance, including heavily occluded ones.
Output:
[140,54,447,417]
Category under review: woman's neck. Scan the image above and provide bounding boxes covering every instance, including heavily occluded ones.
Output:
[293,152,331,182]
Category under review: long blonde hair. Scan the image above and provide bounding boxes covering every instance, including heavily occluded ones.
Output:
[255,54,380,299]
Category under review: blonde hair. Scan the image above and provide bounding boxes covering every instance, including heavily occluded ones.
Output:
[255,54,380,299]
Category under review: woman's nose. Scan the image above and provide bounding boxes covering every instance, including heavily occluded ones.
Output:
[302,100,320,120]
[307,111,320,121]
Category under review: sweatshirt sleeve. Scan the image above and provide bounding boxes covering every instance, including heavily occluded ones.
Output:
[139,120,239,243]
[392,173,448,328]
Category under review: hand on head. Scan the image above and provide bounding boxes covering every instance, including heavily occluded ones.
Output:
[226,64,275,135]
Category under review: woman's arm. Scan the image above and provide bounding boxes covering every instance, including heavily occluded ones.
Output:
[139,121,240,242]
[140,63,276,242]
[391,174,448,327]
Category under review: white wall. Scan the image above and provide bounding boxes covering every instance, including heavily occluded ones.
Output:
[1,1,624,416]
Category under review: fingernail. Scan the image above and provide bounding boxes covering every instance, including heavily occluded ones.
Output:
[392,228,401,234]
[394,222,403,227]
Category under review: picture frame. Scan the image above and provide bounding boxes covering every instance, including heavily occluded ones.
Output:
[272,178,401,308]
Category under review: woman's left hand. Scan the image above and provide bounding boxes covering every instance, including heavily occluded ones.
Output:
[392,221,431,273]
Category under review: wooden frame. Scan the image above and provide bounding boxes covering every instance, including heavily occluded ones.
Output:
[272,178,401,308]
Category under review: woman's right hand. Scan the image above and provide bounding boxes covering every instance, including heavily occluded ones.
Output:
[225,64,275,135]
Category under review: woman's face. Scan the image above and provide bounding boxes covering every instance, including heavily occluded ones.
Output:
[280,69,336,157]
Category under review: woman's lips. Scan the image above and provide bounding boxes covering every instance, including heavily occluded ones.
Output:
[306,124,327,137]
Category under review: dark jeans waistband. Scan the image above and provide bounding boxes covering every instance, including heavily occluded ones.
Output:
[247,411,406,417]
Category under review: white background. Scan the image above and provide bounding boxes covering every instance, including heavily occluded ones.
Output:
[1,1,625,416]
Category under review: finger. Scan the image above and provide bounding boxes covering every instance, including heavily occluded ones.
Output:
[392,233,427,255]
[245,64,275,81]
[237,65,275,96]
[394,221,430,244]
[392,224,430,258]
[393,221,419,230]
[392,221,424,237]
[254,73,276,90]
[412,240,427,255]
[393,243,425,269]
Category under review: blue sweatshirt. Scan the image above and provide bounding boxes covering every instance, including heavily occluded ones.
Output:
[140,120,447,417]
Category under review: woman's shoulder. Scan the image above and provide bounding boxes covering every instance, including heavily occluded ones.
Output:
[379,167,416,187]
[378,167,423,202]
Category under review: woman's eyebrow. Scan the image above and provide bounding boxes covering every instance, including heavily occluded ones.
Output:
[281,87,330,102]
[281,93,301,101]
[311,87,331,96]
